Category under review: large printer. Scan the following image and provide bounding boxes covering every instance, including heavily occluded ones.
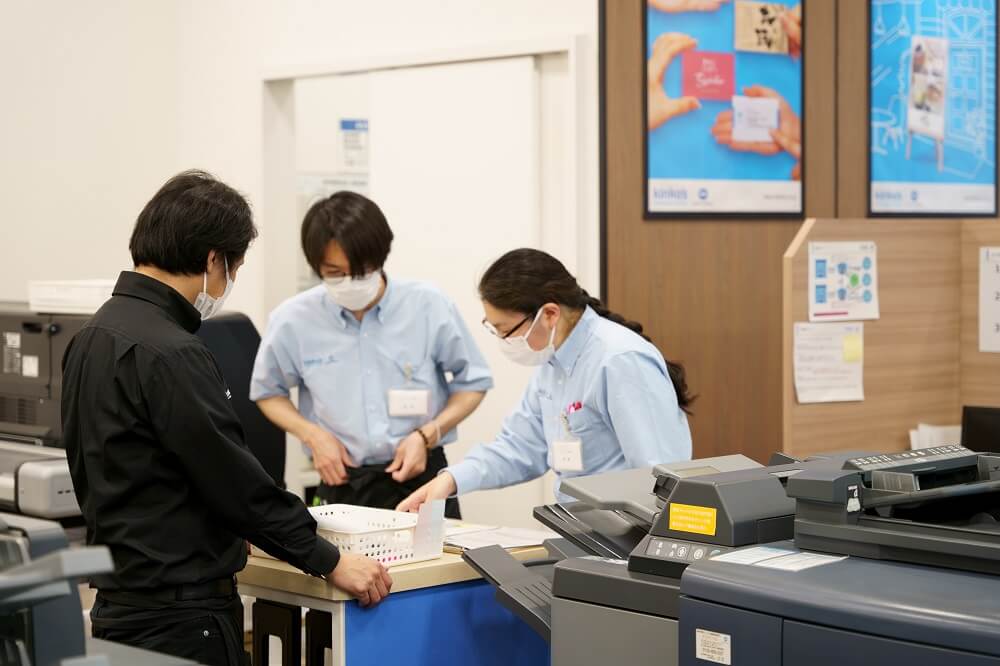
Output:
[0,305,88,522]
[463,451,865,666]
[0,511,194,665]
[678,445,1000,665]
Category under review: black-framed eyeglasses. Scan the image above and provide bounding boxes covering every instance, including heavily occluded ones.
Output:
[482,312,535,340]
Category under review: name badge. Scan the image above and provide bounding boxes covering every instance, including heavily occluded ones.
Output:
[552,438,584,472]
[388,389,430,417]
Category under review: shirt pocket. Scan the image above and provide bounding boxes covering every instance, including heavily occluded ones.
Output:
[566,407,604,437]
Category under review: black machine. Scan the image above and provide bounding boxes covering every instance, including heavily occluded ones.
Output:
[195,313,286,486]
[0,304,88,448]
[787,444,1000,574]
[462,452,868,666]
[962,405,1000,452]
[677,445,1000,666]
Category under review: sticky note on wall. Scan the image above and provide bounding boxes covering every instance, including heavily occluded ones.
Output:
[843,333,863,363]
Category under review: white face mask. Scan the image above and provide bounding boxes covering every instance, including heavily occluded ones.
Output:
[498,310,556,366]
[325,271,382,311]
[194,257,234,320]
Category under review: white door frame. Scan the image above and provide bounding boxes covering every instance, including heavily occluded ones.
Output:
[260,35,589,499]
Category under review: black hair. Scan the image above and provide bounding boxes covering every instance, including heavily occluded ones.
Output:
[479,248,695,413]
[129,170,257,275]
[301,191,394,278]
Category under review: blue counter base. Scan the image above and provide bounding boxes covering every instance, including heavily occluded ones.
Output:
[345,579,549,666]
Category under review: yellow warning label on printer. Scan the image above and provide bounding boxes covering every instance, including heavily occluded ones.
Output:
[669,503,717,536]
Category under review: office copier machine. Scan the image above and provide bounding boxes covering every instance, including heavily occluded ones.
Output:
[463,451,864,666]
[678,446,1000,665]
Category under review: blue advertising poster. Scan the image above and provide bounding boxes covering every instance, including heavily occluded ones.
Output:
[869,0,997,215]
[645,0,803,216]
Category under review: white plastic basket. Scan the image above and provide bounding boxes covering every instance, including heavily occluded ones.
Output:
[309,504,440,567]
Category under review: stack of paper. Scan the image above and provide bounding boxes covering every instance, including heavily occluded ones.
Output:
[909,423,962,450]
[444,523,557,552]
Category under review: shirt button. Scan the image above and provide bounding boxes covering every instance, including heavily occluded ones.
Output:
[203,630,210,638]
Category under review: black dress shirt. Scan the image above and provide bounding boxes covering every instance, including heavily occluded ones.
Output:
[61,271,339,591]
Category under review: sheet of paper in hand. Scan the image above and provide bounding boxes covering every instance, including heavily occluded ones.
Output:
[732,95,780,142]
[735,1,789,54]
[682,51,736,101]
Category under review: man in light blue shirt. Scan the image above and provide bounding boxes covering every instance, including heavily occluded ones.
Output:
[399,248,693,510]
[251,192,492,517]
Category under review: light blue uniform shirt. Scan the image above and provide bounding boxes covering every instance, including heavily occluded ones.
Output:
[447,306,692,500]
[250,278,494,465]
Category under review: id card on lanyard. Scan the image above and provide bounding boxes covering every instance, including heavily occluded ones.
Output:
[388,362,430,417]
[552,401,584,472]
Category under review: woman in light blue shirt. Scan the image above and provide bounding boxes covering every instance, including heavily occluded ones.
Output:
[398,248,693,510]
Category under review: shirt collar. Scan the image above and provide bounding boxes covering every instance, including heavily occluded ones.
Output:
[552,306,598,375]
[324,272,393,328]
[113,271,202,333]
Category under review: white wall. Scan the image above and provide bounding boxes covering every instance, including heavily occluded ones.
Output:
[0,0,600,526]
[0,1,181,301]
[171,0,600,325]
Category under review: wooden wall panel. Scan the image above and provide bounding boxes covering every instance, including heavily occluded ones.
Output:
[836,0,869,218]
[782,219,962,457]
[961,221,1000,408]
[604,0,835,463]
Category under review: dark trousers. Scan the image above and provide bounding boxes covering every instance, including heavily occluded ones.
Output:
[316,446,461,518]
[91,592,248,666]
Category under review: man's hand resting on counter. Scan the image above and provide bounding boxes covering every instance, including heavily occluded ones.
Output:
[330,553,393,607]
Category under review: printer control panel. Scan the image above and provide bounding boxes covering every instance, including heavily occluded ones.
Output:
[644,537,728,563]
[845,445,970,471]
[629,533,734,577]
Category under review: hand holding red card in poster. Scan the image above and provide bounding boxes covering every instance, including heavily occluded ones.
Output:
[682,52,735,101]
[647,32,702,130]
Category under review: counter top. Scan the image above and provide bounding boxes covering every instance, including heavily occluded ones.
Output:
[238,546,549,602]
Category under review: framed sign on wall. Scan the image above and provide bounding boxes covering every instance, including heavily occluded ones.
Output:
[644,0,804,217]
[869,0,997,216]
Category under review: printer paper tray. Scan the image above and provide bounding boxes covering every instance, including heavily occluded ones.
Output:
[533,502,649,560]
[462,545,554,642]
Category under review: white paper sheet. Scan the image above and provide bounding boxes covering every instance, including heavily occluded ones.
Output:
[794,322,864,404]
[732,95,779,142]
[979,247,1000,352]
[444,527,557,551]
[808,241,880,322]
[411,499,445,561]
[913,423,962,450]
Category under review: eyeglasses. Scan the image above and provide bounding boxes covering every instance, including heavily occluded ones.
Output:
[482,312,535,340]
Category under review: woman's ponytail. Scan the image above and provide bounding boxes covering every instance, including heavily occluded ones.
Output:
[579,289,695,413]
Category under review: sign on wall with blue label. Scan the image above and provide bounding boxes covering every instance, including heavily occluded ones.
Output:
[869,0,997,216]
[644,0,804,217]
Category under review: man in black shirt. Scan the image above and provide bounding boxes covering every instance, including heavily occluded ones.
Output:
[62,171,391,666]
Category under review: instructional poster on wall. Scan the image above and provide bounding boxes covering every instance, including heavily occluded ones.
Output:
[645,0,803,215]
[808,241,880,322]
[869,0,997,215]
[794,322,865,404]
[979,247,1000,352]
